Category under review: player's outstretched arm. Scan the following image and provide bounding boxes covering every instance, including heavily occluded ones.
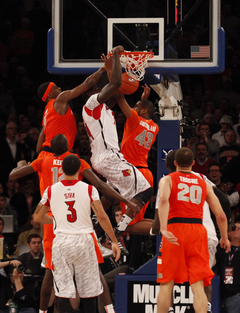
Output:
[141,84,151,100]
[9,160,35,180]
[206,183,230,253]
[97,45,124,105]
[82,168,138,212]
[91,199,121,261]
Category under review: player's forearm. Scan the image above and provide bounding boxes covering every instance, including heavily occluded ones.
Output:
[158,199,169,232]
[98,215,118,245]
[216,215,229,241]
[84,67,106,89]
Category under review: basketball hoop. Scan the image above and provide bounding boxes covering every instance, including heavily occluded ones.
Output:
[109,51,154,81]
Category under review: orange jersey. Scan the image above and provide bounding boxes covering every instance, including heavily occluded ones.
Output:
[168,171,207,221]
[121,109,159,167]
[42,99,77,150]
[31,152,91,196]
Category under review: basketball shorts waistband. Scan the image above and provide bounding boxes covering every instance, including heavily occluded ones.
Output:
[42,146,54,153]
[168,217,202,224]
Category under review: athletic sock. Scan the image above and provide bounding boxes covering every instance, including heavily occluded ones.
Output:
[117,214,132,231]
[105,303,115,313]
[168,307,174,313]
[207,302,212,312]
[39,310,47,313]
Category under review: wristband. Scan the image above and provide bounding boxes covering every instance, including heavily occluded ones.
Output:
[149,227,156,236]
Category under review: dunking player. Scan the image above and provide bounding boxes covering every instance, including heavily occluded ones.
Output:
[82,46,153,237]
[156,148,230,313]
[9,133,137,313]
[115,85,159,235]
[34,154,121,313]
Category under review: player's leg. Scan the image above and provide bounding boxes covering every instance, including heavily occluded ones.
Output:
[99,269,115,313]
[82,297,97,313]
[190,280,208,313]
[57,297,72,313]
[157,280,174,313]
[39,269,53,312]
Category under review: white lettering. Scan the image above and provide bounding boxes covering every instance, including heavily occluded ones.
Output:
[140,120,157,132]
[179,176,198,184]
[53,159,62,166]
[145,304,157,313]
[133,284,160,303]
[175,306,187,313]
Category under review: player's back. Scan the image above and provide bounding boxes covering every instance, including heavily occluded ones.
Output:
[121,111,158,167]
[168,171,207,220]
[48,180,97,234]
[82,94,119,155]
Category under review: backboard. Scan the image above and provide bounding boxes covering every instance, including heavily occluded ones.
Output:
[48,0,224,76]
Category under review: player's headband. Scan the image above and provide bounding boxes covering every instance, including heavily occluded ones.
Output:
[42,82,54,102]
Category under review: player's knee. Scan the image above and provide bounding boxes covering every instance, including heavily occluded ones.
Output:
[133,187,154,208]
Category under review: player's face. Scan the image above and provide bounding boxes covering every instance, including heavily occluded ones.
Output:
[51,84,62,98]
[134,102,142,115]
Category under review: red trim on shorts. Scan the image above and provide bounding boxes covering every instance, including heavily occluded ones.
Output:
[84,103,104,120]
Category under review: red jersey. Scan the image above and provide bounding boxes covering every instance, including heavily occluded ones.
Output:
[42,99,77,150]
[168,171,207,221]
[121,109,159,167]
[31,152,91,196]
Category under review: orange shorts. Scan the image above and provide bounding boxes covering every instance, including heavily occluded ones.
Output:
[120,168,153,224]
[157,223,214,287]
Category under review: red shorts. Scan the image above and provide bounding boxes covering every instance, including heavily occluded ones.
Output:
[120,168,153,224]
[157,223,214,287]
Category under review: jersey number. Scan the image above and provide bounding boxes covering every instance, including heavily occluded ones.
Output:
[66,201,77,223]
[51,167,64,184]
[135,129,153,149]
[177,183,202,204]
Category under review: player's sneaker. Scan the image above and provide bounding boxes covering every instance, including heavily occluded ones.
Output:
[114,228,129,257]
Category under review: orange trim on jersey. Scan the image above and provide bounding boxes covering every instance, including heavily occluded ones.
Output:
[90,232,104,263]
[42,82,54,102]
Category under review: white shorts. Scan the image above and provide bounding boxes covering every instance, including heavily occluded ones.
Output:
[52,233,103,298]
[208,237,218,268]
[91,150,150,200]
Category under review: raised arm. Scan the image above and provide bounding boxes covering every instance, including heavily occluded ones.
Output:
[97,45,124,104]
[82,168,137,211]
[54,67,106,115]
[9,160,35,180]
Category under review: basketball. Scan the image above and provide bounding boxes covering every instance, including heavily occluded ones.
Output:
[119,72,139,95]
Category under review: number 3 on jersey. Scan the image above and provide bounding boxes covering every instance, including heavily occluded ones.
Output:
[66,201,77,222]
[178,183,202,204]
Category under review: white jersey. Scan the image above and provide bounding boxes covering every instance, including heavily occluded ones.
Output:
[41,180,99,234]
[82,93,120,155]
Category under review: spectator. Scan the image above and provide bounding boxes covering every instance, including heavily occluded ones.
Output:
[14,214,42,257]
[211,115,233,147]
[189,122,220,161]
[0,122,30,188]
[4,178,18,205]
[192,142,213,176]
[0,216,15,259]
[18,234,44,276]
[0,193,18,235]
[207,161,222,189]
[214,217,240,313]
[219,129,240,167]
[213,76,240,108]
[0,259,36,313]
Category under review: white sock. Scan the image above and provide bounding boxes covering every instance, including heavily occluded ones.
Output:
[117,214,132,231]
[39,310,47,313]
[168,307,174,313]
[207,302,211,312]
[105,303,114,313]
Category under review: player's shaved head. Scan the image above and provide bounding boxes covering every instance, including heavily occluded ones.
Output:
[175,148,194,167]
[137,100,155,117]
[62,155,81,176]
[51,134,68,155]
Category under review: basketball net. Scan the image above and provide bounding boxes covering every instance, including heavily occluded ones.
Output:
[119,51,154,81]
